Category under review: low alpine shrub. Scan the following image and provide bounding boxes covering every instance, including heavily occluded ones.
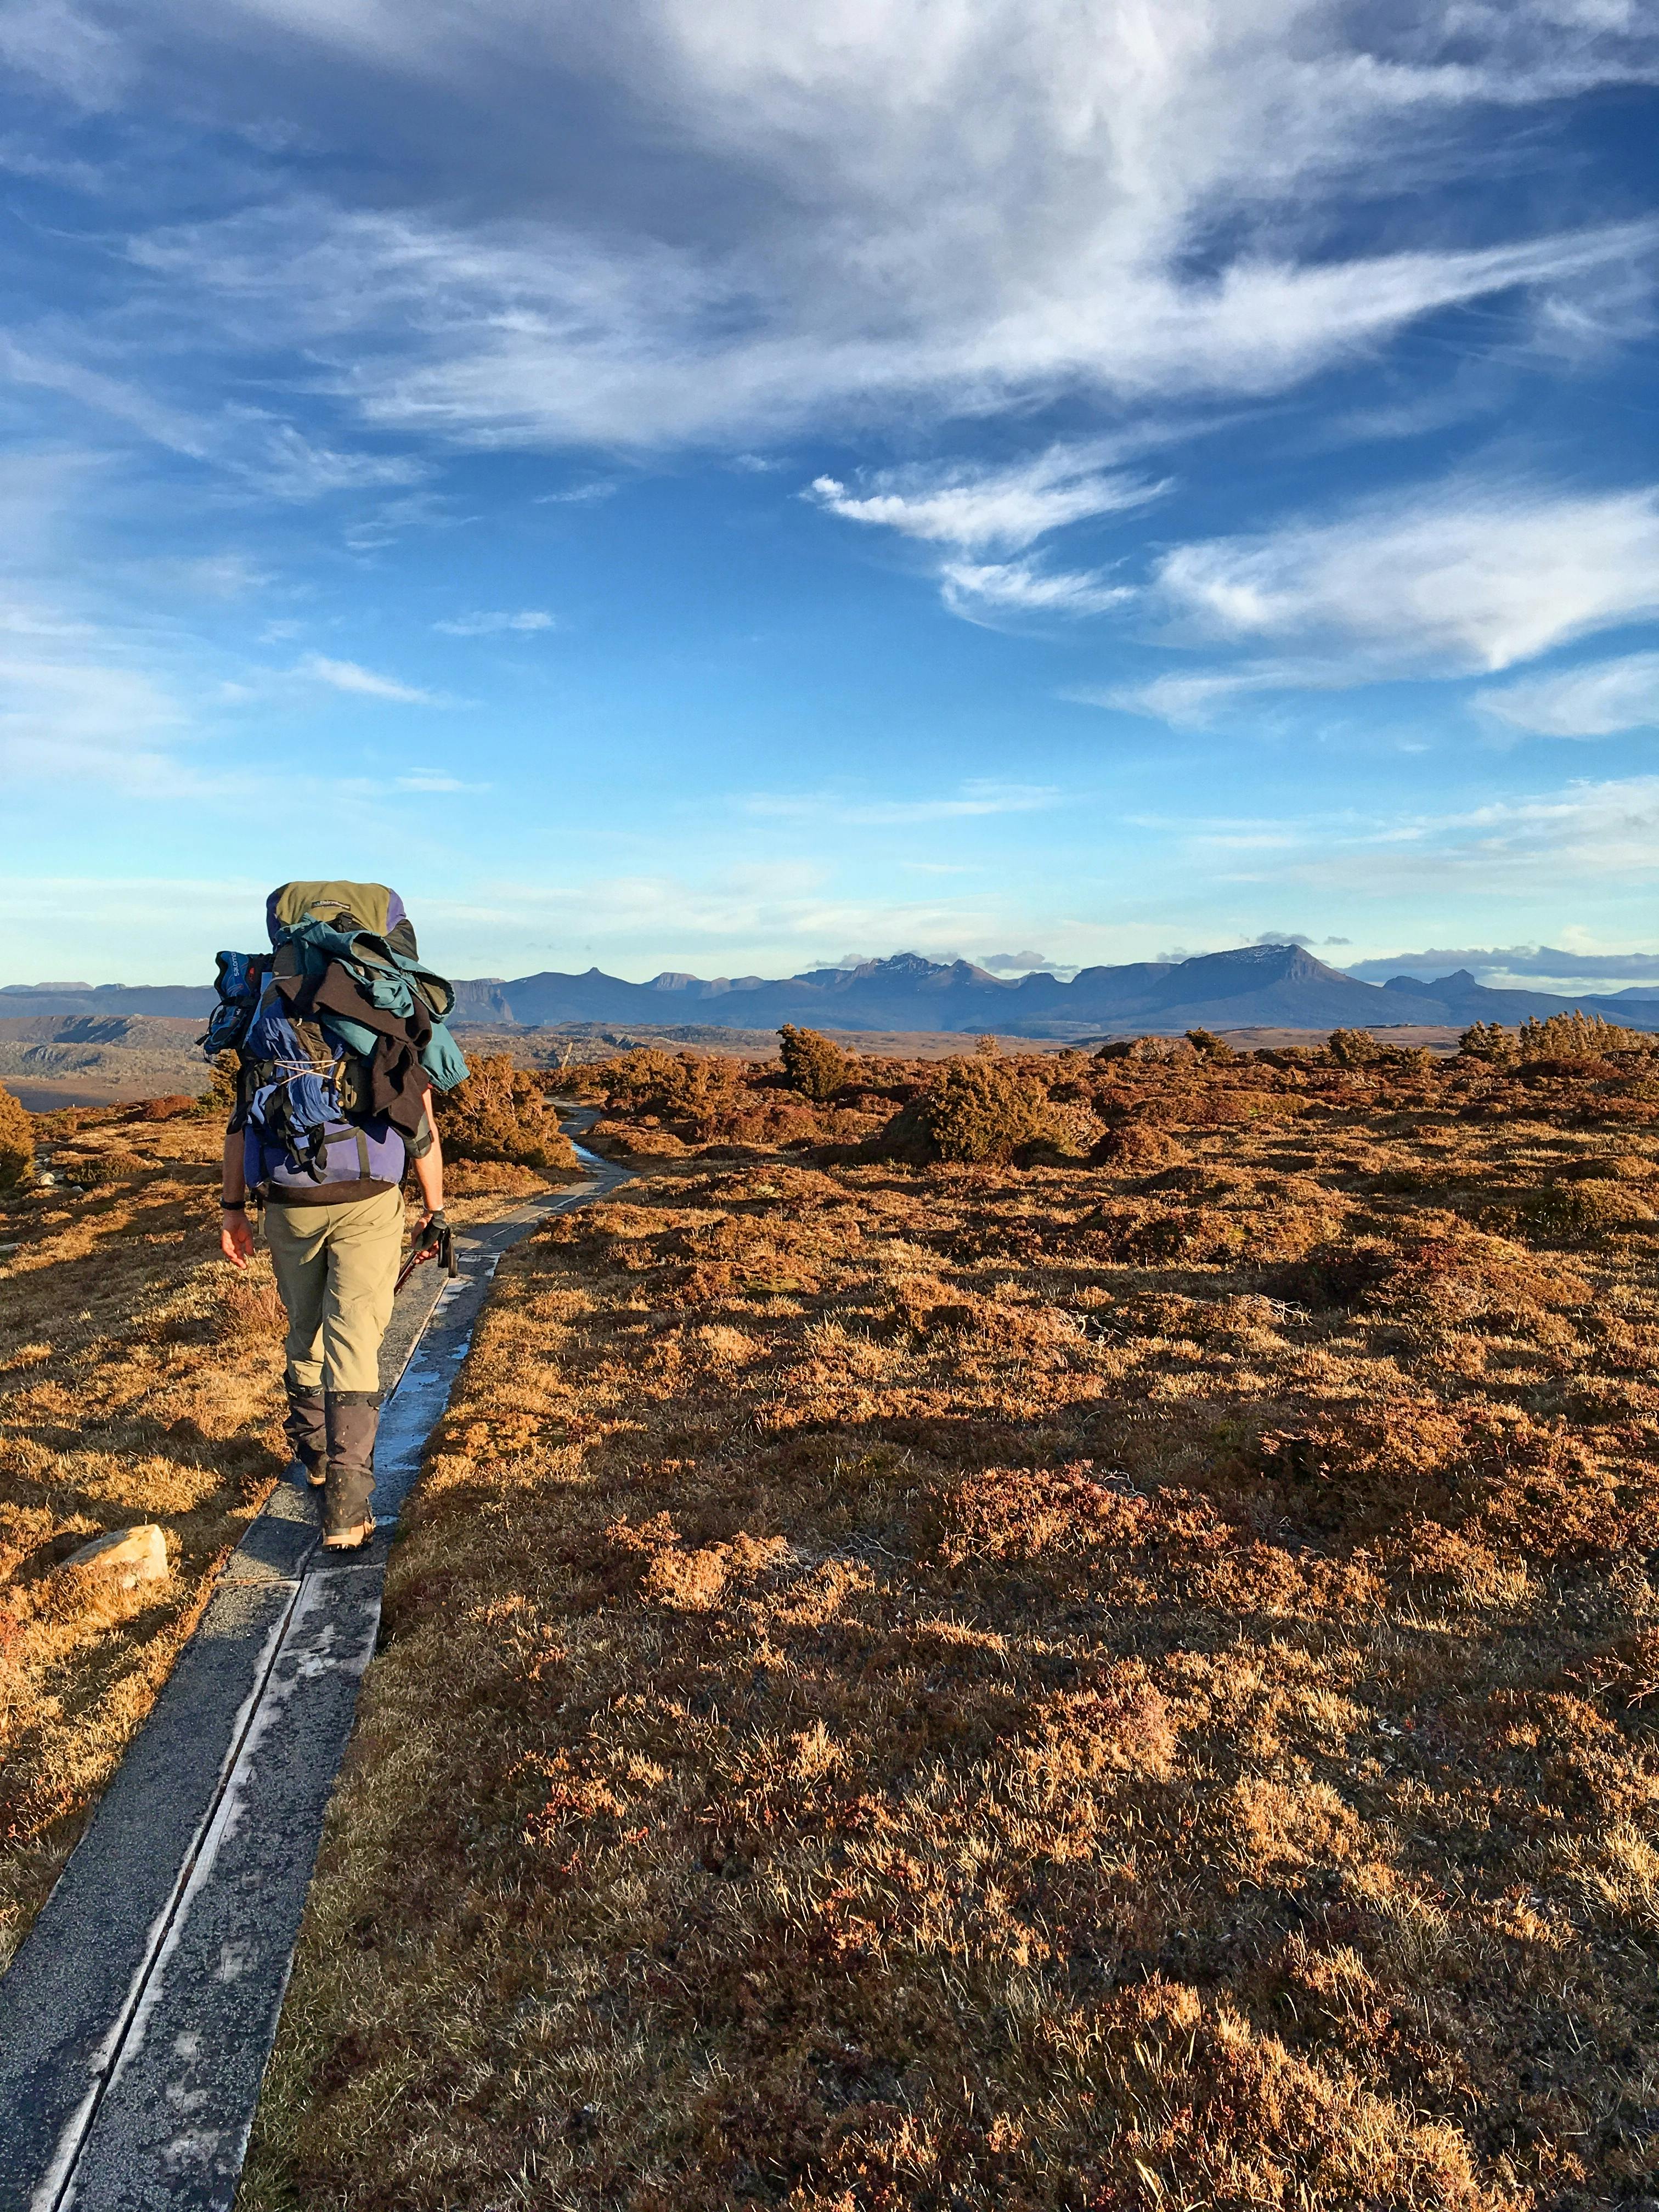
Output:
[437,1054,578,1172]
[0,1084,32,1190]
[777,1024,850,1102]
[878,1054,1055,1165]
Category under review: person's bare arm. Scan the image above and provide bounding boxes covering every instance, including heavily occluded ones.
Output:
[410,1091,445,1255]
[220,1130,253,1268]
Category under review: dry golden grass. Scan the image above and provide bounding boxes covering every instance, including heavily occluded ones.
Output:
[242,1041,1659,2210]
[0,1101,557,1970]
[0,1104,287,1965]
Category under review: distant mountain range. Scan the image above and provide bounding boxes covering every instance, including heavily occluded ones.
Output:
[8,943,1659,1038]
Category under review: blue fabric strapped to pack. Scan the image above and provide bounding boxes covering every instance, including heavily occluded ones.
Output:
[202,950,268,1059]
[239,977,400,1188]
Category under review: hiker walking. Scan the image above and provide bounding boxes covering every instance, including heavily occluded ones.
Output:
[213,882,470,1552]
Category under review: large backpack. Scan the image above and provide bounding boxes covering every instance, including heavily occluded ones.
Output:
[205,882,466,1190]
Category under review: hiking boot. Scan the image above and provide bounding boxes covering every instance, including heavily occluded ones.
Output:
[321,1517,375,1553]
[283,1373,328,1488]
[323,1391,380,1537]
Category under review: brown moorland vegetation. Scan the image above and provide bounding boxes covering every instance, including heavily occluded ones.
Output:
[246,1022,1659,2210]
[0,1074,578,1967]
[437,1053,583,1184]
[0,1100,289,1966]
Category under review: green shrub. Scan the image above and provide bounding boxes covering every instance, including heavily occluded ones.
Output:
[1096,1035,1168,1063]
[777,1025,849,1103]
[438,1054,577,1171]
[1328,1028,1383,1069]
[1517,1010,1654,1062]
[877,1056,1054,1165]
[0,1084,33,1190]
[1184,1028,1237,1063]
[597,1048,747,1139]
[194,1051,240,1119]
[1459,1020,1517,1065]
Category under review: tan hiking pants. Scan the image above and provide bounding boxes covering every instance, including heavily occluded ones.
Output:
[264,1186,404,1397]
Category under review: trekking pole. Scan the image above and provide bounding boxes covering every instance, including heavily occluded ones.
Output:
[394,1219,460,1295]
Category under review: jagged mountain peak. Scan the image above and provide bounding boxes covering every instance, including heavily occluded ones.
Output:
[789,951,1005,990]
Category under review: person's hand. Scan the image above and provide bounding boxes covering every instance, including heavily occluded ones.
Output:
[412,1207,447,1262]
[221,1207,255,1268]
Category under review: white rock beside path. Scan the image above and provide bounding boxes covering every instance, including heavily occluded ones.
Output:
[60,1525,170,1587]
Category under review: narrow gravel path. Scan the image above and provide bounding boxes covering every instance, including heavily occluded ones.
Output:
[0,1139,629,2212]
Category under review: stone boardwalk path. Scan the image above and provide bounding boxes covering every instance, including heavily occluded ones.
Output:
[0,1145,627,2211]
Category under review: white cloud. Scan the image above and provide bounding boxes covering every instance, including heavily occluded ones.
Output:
[0,649,194,794]
[1347,942,1659,988]
[1154,482,1659,674]
[393,769,488,792]
[940,560,1131,623]
[433,608,555,635]
[157,552,273,599]
[342,491,469,549]
[0,135,105,190]
[0,335,213,458]
[0,1,130,107]
[236,419,424,499]
[806,445,1153,624]
[1476,652,1659,736]
[420,866,1026,974]
[0,595,261,802]
[1380,776,1659,887]
[532,481,618,504]
[744,779,1060,826]
[1085,657,1380,726]
[1203,774,1659,895]
[980,949,1075,974]
[299,652,449,704]
[806,447,1164,553]
[137,206,1656,456]
[103,0,1659,449]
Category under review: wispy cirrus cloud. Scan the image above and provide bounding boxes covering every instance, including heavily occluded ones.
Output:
[807,447,1152,625]
[1475,652,1659,737]
[71,0,1658,454]
[433,608,555,636]
[744,779,1060,827]
[235,418,424,500]
[806,448,1164,554]
[1200,775,1659,895]
[393,768,489,792]
[0,0,131,108]
[1152,482,1659,675]
[298,652,452,704]
[940,560,1131,624]
[1080,665,1309,729]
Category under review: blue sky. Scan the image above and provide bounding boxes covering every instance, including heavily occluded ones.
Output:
[3,0,1658,994]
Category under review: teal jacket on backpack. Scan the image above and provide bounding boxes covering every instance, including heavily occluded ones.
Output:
[278,915,469,1092]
